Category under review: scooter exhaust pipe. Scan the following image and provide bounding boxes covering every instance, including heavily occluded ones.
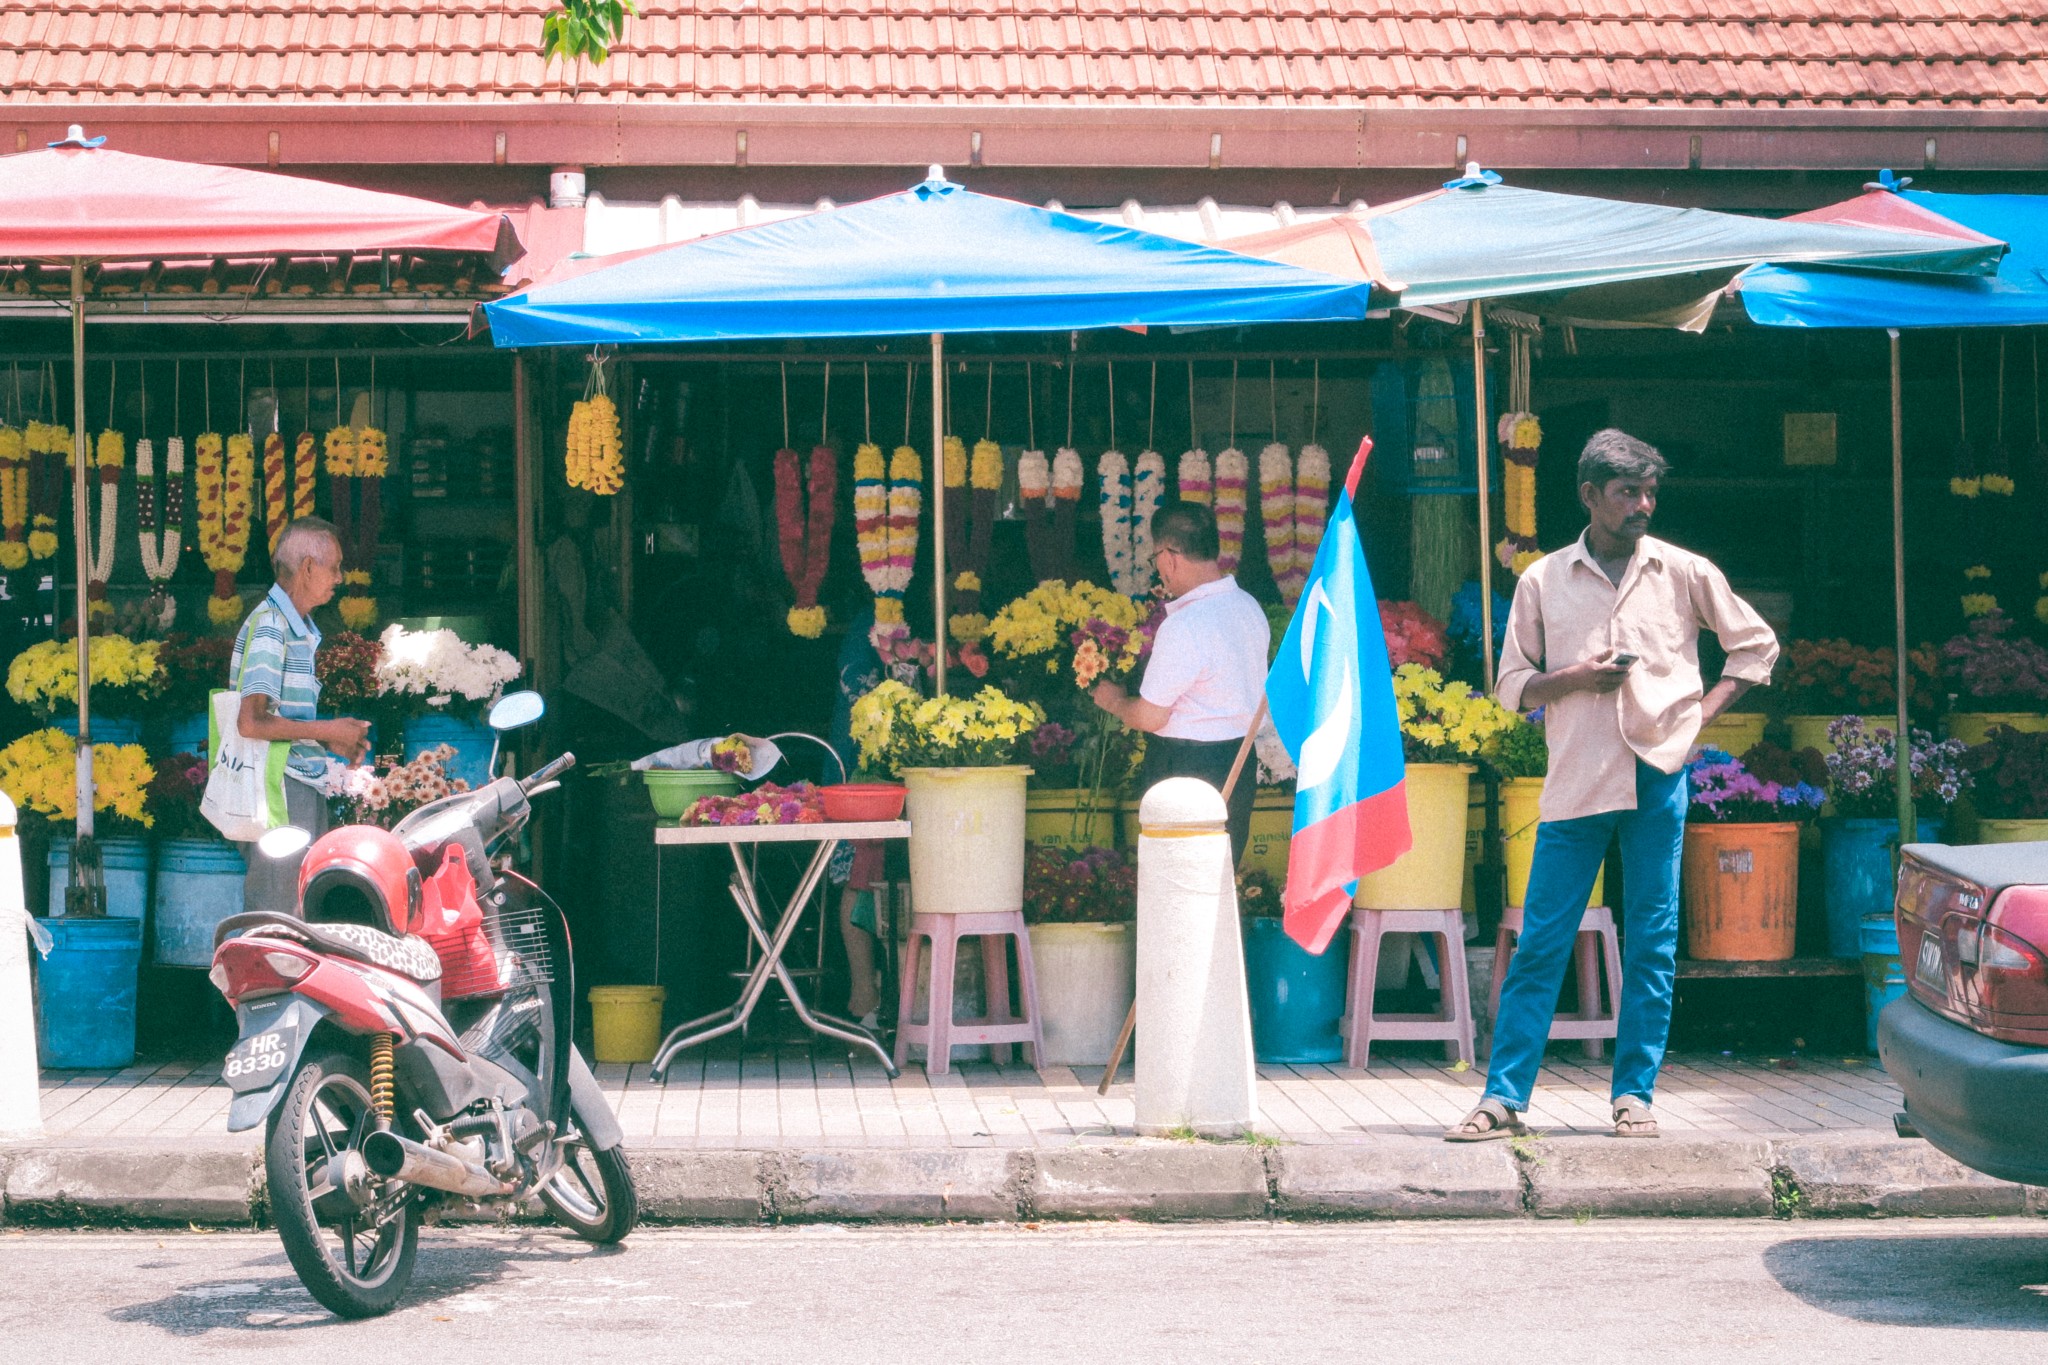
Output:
[362,1129,512,1198]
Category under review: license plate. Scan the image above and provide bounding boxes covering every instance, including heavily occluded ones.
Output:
[222,1000,307,1092]
[1915,933,1946,990]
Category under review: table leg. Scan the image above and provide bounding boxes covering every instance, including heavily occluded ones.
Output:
[651,843,808,1075]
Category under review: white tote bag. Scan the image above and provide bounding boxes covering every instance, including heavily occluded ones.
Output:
[199,687,291,842]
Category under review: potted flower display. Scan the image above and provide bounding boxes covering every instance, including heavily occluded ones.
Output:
[1773,638,1942,755]
[849,678,1043,917]
[1964,726,2048,844]
[1238,865,1348,1064]
[1482,713,1605,912]
[1023,844,1137,1065]
[5,635,165,744]
[1355,664,1517,912]
[1941,610,2048,747]
[315,629,401,759]
[1818,716,1968,956]
[1682,745,1826,961]
[156,632,237,756]
[986,579,1145,851]
[374,624,522,787]
[145,748,248,968]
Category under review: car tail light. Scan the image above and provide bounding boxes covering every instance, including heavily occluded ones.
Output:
[209,940,316,1003]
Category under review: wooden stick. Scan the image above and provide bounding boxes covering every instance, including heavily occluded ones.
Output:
[1098,699,1269,1097]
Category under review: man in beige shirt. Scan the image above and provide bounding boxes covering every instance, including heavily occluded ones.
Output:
[1449,429,1778,1142]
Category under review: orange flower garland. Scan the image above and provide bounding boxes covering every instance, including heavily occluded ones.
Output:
[0,426,26,572]
[291,433,318,521]
[196,432,255,627]
[262,431,289,553]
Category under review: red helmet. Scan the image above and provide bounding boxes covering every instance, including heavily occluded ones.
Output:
[299,826,424,937]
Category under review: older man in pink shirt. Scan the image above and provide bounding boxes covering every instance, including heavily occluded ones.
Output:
[1448,429,1778,1143]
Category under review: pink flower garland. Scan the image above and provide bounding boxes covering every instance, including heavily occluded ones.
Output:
[1213,446,1247,574]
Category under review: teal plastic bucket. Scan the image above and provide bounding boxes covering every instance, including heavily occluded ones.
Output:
[35,915,143,1068]
[167,711,209,757]
[403,712,496,789]
[1822,817,1937,958]
[47,836,151,919]
[153,838,247,968]
[1861,915,1907,1056]
[1242,916,1347,1064]
[52,716,144,745]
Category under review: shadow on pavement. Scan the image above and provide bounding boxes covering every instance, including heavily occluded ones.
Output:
[107,1231,630,1336]
[1764,1234,2048,1331]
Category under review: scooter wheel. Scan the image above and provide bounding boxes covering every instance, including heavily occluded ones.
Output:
[540,1106,638,1244]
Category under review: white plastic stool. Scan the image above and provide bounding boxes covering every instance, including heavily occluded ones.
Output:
[1341,907,1475,1069]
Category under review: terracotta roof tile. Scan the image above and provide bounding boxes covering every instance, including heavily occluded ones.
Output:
[1,1,2043,110]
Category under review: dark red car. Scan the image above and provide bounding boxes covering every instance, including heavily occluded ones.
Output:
[1879,841,2048,1185]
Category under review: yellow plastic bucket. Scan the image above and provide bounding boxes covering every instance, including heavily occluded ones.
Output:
[1242,789,1294,880]
[1025,788,1120,852]
[1698,712,1767,756]
[1356,762,1475,910]
[589,985,666,1064]
[1784,714,1897,756]
[1501,777,1604,909]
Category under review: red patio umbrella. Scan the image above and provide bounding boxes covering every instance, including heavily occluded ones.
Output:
[0,127,517,870]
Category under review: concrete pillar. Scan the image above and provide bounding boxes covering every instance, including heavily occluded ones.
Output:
[1134,777,1257,1138]
[0,792,44,1139]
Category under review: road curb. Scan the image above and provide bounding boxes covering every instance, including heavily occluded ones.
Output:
[0,1133,2038,1226]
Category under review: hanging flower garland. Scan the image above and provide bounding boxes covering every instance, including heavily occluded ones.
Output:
[262,431,289,553]
[1953,338,1999,620]
[774,444,838,640]
[292,432,318,522]
[136,435,183,631]
[1494,412,1543,576]
[1049,446,1083,583]
[338,424,387,631]
[949,435,1003,644]
[195,431,254,627]
[941,432,969,578]
[0,426,26,572]
[868,441,922,646]
[1214,445,1248,574]
[1178,448,1213,506]
[1098,448,1135,593]
[854,439,890,616]
[1257,442,1296,595]
[85,426,125,620]
[1019,446,1057,581]
[1294,443,1330,584]
[565,354,623,495]
[25,415,69,562]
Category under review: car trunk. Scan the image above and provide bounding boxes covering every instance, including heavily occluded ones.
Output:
[1897,842,2048,1046]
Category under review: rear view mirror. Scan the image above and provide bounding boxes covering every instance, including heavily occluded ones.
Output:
[488,690,545,733]
[256,825,312,861]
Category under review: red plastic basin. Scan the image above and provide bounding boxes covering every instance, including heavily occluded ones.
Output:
[821,783,908,823]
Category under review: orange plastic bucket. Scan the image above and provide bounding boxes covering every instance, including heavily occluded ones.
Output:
[1682,822,1801,961]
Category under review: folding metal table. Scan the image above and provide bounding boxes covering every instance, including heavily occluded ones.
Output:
[648,819,910,1079]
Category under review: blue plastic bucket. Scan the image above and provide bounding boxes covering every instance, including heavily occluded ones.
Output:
[403,712,496,790]
[1822,817,1937,959]
[46,836,151,919]
[153,838,247,968]
[35,915,143,1068]
[52,715,144,745]
[1861,915,1907,1056]
[167,711,209,757]
[1243,916,1347,1064]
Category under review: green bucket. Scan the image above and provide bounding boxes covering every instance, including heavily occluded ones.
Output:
[642,769,743,819]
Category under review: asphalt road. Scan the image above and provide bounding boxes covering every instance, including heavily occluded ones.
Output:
[2,1220,2046,1362]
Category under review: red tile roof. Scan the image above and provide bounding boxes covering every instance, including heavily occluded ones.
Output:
[4,1,2044,111]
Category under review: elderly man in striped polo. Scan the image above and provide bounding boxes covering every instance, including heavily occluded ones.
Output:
[227,516,372,912]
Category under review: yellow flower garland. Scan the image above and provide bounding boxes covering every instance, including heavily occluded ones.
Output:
[565,395,623,494]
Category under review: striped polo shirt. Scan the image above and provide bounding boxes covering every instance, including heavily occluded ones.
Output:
[229,583,326,777]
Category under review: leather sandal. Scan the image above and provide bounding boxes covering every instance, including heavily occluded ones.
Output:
[1444,1098,1529,1142]
[1612,1096,1660,1138]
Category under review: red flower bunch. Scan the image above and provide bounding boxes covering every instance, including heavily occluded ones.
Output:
[1777,637,1941,715]
[315,630,385,708]
[146,750,214,842]
[157,632,238,714]
[1378,600,1449,670]
[1023,844,1137,924]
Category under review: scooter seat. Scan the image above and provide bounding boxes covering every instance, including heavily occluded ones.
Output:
[217,910,443,983]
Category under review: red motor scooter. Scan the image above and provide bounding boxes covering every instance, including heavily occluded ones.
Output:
[209,691,634,1318]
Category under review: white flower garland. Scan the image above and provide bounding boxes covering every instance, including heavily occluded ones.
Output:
[1177,447,1212,505]
[1132,449,1164,588]
[1213,445,1248,574]
[1258,441,1295,594]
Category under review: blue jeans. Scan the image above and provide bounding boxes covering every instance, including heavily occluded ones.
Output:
[1483,760,1688,1111]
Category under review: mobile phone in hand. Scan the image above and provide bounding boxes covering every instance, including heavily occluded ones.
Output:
[1609,652,1639,669]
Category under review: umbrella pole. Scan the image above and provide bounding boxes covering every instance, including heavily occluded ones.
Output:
[1891,330,1914,846]
[1472,302,1496,691]
[931,333,948,696]
[69,260,94,841]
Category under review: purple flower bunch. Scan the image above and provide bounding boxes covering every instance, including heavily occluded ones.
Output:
[1029,722,1080,765]
[1822,714,1970,819]
[1685,748,1827,824]
[1966,726,2048,821]
[1942,611,2048,711]
[1023,844,1137,924]
[683,780,825,828]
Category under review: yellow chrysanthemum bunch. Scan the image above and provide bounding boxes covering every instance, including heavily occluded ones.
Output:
[849,679,1042,776]
[970,438,1003,491]
[354,426,390,479]
[26,421,71,458]
[5,637,165,716]
[1390,663,1518,764]
[565,394,623,494]
[324,425,358,477]
[987,579,1144,664]
[0,728,154,829]
[942,435,967,489]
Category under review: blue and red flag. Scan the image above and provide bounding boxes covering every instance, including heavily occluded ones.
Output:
[1265,438,1411,953]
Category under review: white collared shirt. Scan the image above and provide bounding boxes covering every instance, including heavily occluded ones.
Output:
[1139,574,1271,741]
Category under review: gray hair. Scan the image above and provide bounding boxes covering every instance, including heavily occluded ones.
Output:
[273,517,342,582]
[1577,429,1669,490]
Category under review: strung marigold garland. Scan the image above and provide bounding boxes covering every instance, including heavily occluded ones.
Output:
[0,426,26,572]
[853,440,891,615]
[947,437,1004,644]
[879,444,922,631]
[292,433,318,521]
[25,418,69,561]
[86,428,125,619]
[195,432,255,627]
[1257,442,1296,597]
[262,431,289,553]
[334,425,386,631]
[1213,445,1248,574]
[1292,443,1330,582]
[1494,412,1543,576]
[773,444,839,639]
[565,362,623,496]
[135,436,183,630]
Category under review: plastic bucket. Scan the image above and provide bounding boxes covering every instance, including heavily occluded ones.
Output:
[1821,817,1936,958]
[1025,789,1119,853]
[1027,921,1135,1065]
[1241,789,1294,880]
[642,769,742,820]
[1501,777,1604,910]
[1860,915,1906,1056]
[1697,713,1767,757]
[1944,712,2048,748]
[589,985,666,1064]
[35,915,143,1068]
[902,766,1031,915]
[167,711,210,757]
[403,712,497,789]
[1356,763,1474,910]
[52,716,144,745]
[1785,714,1897,756]
[1242,916,1346,1064]
[47,836,151,919]
[153,838,248,967]
[1682,822,1801,961]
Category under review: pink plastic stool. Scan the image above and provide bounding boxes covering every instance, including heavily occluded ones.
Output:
[1490,904,1623,1061]
[893,909,1044,1075]
[1340,907,1475,1069]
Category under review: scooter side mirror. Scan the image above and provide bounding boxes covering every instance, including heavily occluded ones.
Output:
[256,825,313,862]
[488,690,545,733]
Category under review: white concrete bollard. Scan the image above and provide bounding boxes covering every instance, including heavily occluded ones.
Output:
[0,791,43,1139]
[1134,777,1257,1138]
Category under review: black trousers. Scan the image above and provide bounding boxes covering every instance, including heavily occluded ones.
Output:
[1140,733,1257,866]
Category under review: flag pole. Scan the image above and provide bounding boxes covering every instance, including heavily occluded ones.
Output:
[1472,300,1497,692]
[1097,698,1268,1099]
